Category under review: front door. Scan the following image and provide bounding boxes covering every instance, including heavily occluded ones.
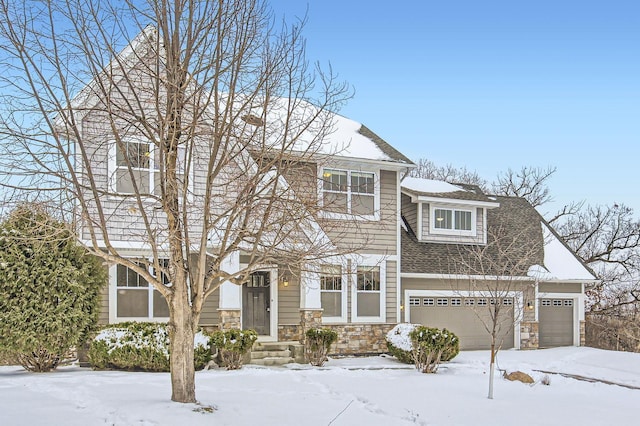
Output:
[242,271,271,335]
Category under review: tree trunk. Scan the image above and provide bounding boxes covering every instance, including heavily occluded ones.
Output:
[168,302,196,403]
[488,341,495,399]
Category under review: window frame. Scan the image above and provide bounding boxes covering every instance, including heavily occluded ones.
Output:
[111,258,171,322]
[109,140,188,197]
[319,264,347,323]
[429,204,476,237]
[351,262,386,323]
[320,167,380,220]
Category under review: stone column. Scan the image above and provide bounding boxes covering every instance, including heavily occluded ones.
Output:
[218,251,242,330]
[519,321,539,349]
[299,265,323,343]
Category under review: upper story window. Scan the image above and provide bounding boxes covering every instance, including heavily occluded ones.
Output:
[430,205,476,236]
[321,168,376,217]
[113,141,186,196]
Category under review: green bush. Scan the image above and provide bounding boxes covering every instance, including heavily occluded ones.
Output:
[305,328,338,366]
[88,322,211,372]
[0,204,106,372]
[409,326,459,373]
[385,323,417,364]
[210,328,258,370]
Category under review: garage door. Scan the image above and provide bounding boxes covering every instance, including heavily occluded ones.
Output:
[408,296,515,350]
[539,299,574,347]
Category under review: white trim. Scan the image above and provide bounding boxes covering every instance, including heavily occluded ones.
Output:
[351,256,387,323]
[396,171,402,324]
[401,272,534,281]
[401,192,500,209]
[404,289,523,349]
[537,291,584,346]
[416,202,423,240]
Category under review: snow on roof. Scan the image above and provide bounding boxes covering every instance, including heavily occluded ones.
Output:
[401,177,467,194]
[530,222,596,281]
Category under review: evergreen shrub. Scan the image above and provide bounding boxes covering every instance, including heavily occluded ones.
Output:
[210,328,258,370]
[88,322,211,371]
[305,328,338,366]
[0,204,106,372]
[409,326,459,373]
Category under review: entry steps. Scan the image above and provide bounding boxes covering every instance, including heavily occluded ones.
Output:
[248,341,305,366]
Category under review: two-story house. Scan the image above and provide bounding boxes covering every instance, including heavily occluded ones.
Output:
[68,29,595,358]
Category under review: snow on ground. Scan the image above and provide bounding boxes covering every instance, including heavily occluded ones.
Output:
[1,347,638,425]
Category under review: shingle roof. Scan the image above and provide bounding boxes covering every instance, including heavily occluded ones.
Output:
[401,178,495,203]
[401,196,545,275]
[357,125,414,165]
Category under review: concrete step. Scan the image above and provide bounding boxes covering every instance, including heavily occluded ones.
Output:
[250,349,291,359]
[250,357,296,367]
[252,342,292,352]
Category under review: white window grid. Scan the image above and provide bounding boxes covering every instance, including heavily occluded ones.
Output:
[541,299,551,306]
[437,298,449,306]
[464,298,475,306]
[477,298,487,306]
[423,298,435,306]
[451,298,462,306]
[322,168,375,215]
[564,300,573,307]
[409,297,421,306]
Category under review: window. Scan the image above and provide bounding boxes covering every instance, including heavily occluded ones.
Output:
[541,299,551,306]
[437,298,449,306]
[464,298,475,306]
[115,259,170,319]
[423,298,435,306]
[409,297,421,307]
[477,298,487,306]
[503,298,513,306]
[564,300,573,307]
[433,208,472,231]
[322,169,376,216]
[451,298,462,306]
[113,141,186,195]
[320,265,344,319]
[356,266,380,317]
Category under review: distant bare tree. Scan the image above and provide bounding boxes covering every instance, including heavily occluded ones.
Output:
[492,166,556,208]
[410,158,489,191]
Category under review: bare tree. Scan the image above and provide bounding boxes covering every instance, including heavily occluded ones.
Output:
[449,201,543,399]
[0,0,355,403]
[492,166,556,208]
[410,158,489,191]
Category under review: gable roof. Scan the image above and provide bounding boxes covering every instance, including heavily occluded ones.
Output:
[402,177,497,204]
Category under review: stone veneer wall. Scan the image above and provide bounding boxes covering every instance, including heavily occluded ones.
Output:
[323,324,396,355]
[278,324,301,342]
[218,309,241,330]
[299,309,323,343]
[580,320,585,346]
[520,321,539,349]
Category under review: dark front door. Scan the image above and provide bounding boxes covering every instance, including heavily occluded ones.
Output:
[242,271,270,335]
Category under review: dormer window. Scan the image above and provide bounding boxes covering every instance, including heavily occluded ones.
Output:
[434,208,472,231]
[430,205,476,236]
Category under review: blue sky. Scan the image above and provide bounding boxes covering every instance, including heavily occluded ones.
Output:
[270,0,640,217]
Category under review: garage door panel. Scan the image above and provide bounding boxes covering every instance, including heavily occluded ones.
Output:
[539,299,574,347]
[409,298,514,350]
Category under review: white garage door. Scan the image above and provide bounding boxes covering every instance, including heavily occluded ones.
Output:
[539,299,574,347]
[408,296,515,350]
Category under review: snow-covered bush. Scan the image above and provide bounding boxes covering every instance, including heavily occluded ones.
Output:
[410,326,459,373]
[0,204,106,372]
[88,322,211,372]
[305,328,338,366]
[386,323,418,364]
[210,328,258,370]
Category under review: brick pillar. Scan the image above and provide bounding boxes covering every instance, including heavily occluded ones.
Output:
[219,309,241,330]
[299,309,323,344]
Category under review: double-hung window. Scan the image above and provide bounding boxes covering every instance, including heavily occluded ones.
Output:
[322,169,376,216]
[355,265,381,317]
[320,265,345,321]
[115,259,170,319]
[113,140,186,196]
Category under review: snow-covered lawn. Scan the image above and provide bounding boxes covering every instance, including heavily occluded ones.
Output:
[1,347,638,425]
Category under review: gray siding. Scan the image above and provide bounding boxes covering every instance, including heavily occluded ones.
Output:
[278,272,301,324]
[98,282,109,324]
[324,169,398,255]
[401,193,417,234]
[539,282,582,294]
[199,289,220,326]
[385,261,397,321]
